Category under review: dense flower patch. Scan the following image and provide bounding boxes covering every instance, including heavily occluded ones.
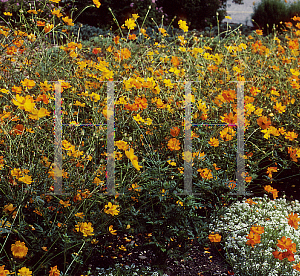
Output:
[0,0,300,275]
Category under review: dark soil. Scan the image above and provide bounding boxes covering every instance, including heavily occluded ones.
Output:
[76,233,234,276]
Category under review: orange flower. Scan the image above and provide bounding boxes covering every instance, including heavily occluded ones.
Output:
[250,225,264,235]
[170,126,180,137]
[44,23,54,33]
[277,236,296,253]
[208,232,221,242]
[49,265,60,276]
[208,137,219,147]
[167,138,180,151]
[0,265,10,275]
[128,34,137,40]
[21,78,35,89]
[257,116,271,129]
[293,262,300,271]
[37,20,45,26]
[246,231,261,247]
[245,198,257,205]
[255,29,263,35]
[197,168,213,179]
[62,16,74,26]
[11,241,28,258]
[134,97,148,110]
[286,212,300,230]
[92,0,101,8]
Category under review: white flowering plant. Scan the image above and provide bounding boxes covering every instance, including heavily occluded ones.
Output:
[209,194,300,276]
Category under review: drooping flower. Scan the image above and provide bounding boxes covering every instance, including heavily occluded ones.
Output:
[11,241,28,258]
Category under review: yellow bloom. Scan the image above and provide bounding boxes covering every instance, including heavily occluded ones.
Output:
[125,148,143,171]
[109,225,117,235]
[62,16,74,26]
[49,0,61,3]
[115,140,129,151]
[178,20,188,32]
[11,241,28,259]
[104,202,120,216]
[93,0,101,8]
[75,222,94,237]
[27,10,37,14]
[225,16,232,19]
[17,267,32,276]
[18,175,33,184]
[28,108,51,120]
[125,18,136,30]
[4,12,12,16]
[12,94,35,112]
[51,8,63,17]
[21,78,35,89]
[49,265,60,276]
[44,23,54,33]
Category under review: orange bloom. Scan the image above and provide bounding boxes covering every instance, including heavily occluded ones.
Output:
[208,137,219,147]
[11,241,28,258]
[246,231,261,247]
[245,198,258,205]
[49,265,60,276]
[208,232,221,242]
[257,116,271,129]
[286,212,300,230]
[277,236,296,253]
[250,225,264,235]
[167,138,180,151]
[134,97,148,110]
[170,126,180,137]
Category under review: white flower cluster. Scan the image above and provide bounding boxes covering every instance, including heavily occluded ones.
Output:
[209,195,300,276]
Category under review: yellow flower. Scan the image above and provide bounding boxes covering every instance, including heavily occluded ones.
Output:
[4,12,12,16]
[49,265,60,276]
[44,23,54,33]
[11,241,28,259]
[125,18,136,30]
[17,267,32,276]
[132,14,139,20]
[18,175,33,184]
[256,29,263,35]
[225,16,232,19]
[28,107,51,120]
[49,0,61,3]
[104,202,120,216]
[27,10,37,14]
[21,78,35,89]
[62,16,74,26]
[75,222,94,237]
[125,148,143,171]
[12,94,35,112]
[115,140,129,151]
[93,0,101,8]
[208,232,221,242]
[51,8,63,17]
[109,225,117,235]
[178,20,188,32]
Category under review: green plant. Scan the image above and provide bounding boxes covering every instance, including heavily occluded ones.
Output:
[251,0,291,35]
